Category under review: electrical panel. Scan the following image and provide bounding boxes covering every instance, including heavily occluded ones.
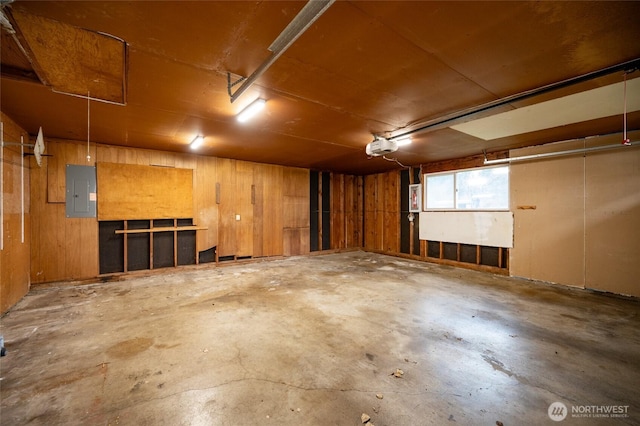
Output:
[65,165,96,218]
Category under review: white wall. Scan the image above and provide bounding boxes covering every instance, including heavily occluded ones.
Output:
[509,133,640,297]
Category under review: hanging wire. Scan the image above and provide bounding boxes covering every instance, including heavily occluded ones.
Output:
[87,91,92,161]
[382,155,409,168]
[622,72,630,145]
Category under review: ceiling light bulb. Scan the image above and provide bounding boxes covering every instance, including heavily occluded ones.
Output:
[190,136,204,149]
[237,98,266,123]
[394,136,412,146]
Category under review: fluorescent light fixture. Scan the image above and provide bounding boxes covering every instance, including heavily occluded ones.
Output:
[237,98,266,123]
[394,136,412,146]
[190,136,204,149]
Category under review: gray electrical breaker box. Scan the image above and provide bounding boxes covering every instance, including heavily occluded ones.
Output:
[66,164,97,218]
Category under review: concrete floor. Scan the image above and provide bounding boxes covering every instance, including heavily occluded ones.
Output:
[1,251,638,425]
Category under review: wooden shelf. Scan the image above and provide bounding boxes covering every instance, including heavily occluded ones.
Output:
[115,226,208,234]
[100,219,204,274]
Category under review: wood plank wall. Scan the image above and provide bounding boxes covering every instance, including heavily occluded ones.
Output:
[255,163,284,257]
[29,138,311,283]
[31,140,99,283]
[363,171,400,252]
[1,113,31,314]
[283,168,310,256]
[344,174,364,249]
[330,173,363,249]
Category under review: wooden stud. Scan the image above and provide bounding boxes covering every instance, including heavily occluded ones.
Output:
[173,218,178,267]
[409,167,415,256]
[123,220,128,273]
[149,220,154,270]
[318,172,323,250]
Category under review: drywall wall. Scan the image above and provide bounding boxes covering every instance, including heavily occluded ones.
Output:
[510,134,640,296]
[510,140,586,288]
[584,139,640,296]
[1,113,31,314]
[419,211,513,248]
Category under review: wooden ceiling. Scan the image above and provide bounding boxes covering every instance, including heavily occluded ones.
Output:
[1,1,639,175]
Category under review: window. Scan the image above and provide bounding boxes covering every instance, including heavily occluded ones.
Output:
[424,166,509,210]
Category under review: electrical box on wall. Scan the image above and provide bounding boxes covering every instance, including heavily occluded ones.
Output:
[66,165,97,218]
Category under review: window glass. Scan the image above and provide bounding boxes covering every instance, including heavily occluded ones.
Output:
[456,167,509,209]
[424,166,508,210]
[425,174,454,209]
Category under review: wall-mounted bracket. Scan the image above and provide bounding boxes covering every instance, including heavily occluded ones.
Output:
[227,73,247,98]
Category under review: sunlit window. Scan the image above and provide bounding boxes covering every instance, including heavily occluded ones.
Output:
[424,166,509,211]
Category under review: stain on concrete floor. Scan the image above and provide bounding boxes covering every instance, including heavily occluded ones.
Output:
[1,251,638,425]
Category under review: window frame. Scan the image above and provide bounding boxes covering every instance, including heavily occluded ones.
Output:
[423,165,510,212]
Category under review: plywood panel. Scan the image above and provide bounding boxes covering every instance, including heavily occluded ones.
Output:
[283,199,310,229]
[46,141,68,203]
[283,228,310,256]
[150,151,176,167]
[1,113,31,313]
[235,161,253,257]
[509,141,586,288]
[125,148,151,165]
[30,140,99,284]
[584,146,640,297]
[283,167,310,256]
[64,217,98,279]
[11,9,126,104]
[194,156,218,253]
[283,167,310,229]
[216,158,236,257]
[97,162,193,220]
[253,170,264,258]
[96,145,119,164]
[255,163,283,257]
[28,140,47,282]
